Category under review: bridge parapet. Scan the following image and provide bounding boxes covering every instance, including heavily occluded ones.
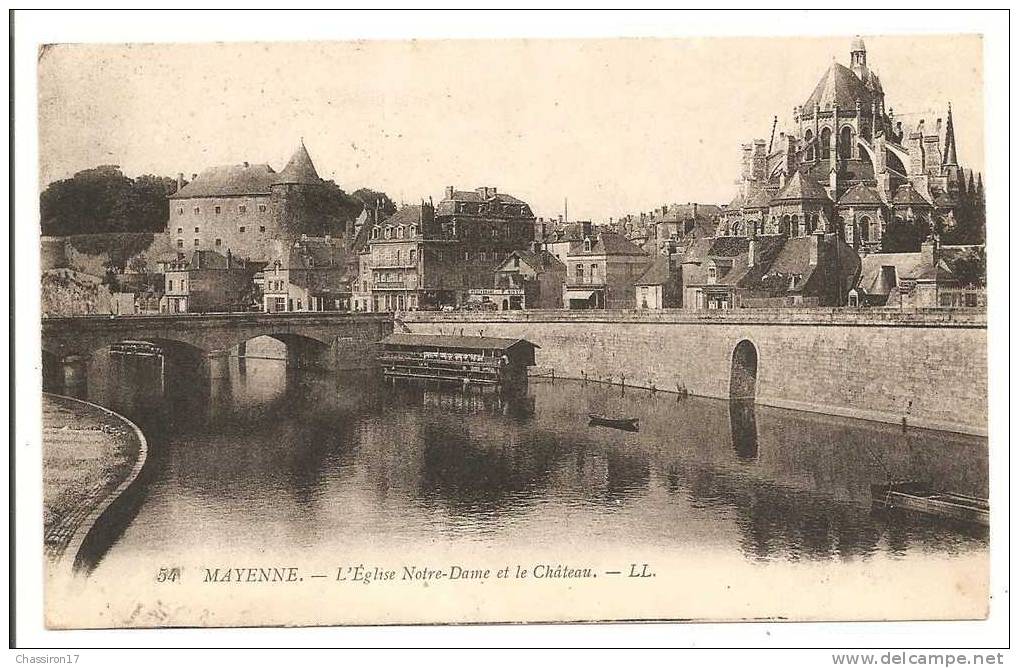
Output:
[401,308,986,329]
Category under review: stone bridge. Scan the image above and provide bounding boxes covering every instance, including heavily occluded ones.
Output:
[42,312,394,391]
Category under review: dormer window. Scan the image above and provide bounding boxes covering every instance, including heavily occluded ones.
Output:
[583,237,592,252]
[396,226,404,239]
[707,262,717,284]
[384,226,392,239]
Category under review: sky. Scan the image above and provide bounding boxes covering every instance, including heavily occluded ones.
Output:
[38,34,984,222]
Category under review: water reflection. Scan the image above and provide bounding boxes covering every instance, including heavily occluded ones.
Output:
[80,342,989,573]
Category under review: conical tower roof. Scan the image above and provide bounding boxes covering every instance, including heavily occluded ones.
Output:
[803,62,874,110]
[771,171,831,203]
[273,140,321,185]
[943,103,958,166]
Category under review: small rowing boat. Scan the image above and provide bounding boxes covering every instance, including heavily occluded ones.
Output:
[871,482,989,526]
[588,413,639,431]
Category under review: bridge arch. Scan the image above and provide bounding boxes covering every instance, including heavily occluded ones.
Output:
[729,339,758,401]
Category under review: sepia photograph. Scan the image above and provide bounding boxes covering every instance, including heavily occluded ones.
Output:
[11,8,1009,655]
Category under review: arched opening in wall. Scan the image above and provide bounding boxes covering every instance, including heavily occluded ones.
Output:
[820,127,832,156]
[859,216,871,242]
[729,339,758,401]
[839,126,854,159]
[780,215,791,236]
[791,214,800,237]
[804,129,814,161]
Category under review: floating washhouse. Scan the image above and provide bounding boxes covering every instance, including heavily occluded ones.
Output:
[378,333,538,392]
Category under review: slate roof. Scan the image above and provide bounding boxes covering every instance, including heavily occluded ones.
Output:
[498,249,566,273]
[803,62,874,110]
[272,141,321,185]
[171,163,276,199]
[634,255,674,286]
[380,205,427,229]
[838,183,884,206]
[381,333,538,352]
[569,231,648,257]
[745,189,775,209]
[892,183,933,206]
[771,171,831,203]
[435,188,532,217]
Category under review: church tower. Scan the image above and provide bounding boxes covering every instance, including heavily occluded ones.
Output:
[850,36,867,80]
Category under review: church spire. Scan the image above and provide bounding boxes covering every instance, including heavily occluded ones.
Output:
[943,102,958,166]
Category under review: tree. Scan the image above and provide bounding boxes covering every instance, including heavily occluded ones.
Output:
[40,166,178,236]
[351,188,397,217]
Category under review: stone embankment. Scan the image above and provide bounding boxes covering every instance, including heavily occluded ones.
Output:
[43,393,148,574]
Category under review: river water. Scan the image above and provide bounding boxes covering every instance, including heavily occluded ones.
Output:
[66,337,989,625]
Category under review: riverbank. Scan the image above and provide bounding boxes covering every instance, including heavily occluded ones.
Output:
[42,393,147,573]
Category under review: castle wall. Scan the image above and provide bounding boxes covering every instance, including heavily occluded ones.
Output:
[168,194,278,261]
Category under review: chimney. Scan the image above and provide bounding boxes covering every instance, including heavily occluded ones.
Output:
[445,186,454,199]
[748,238,757,268]
[243,161,249,168]
[226,249,232,268]
[693,203,698,219]
[176,172,184,191]
[582,221,593,238]
[191,173,197,181]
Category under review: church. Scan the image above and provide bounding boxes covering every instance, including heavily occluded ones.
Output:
[718,37,984,254]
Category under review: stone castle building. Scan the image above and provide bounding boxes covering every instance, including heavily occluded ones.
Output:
[166,141,326,262]
[718,37,984,254]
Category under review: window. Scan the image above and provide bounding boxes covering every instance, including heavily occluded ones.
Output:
[576,264,584,280]
[409,249,416,264]
[820,127,832,155]
[194,239,200,246]
[372,227,380,240]
[396,226,404,239]
[177,227,183,234]
[194,227,200,233]
[176,239,183,248]
[239,226,246,233]
[410,225,417,237]
[591,264,598,280]
[215,206,221,214]
[584,238,592,252]
[238,205,246,214]
[259,204,267,213]
[215,238,222,247]
[804,129,814,161]
[178,208,184,215]
[385,227,392,239]
[707,264,717,284]
[259,226,266,233]
[168,280,174,291]
[839,126,854,159]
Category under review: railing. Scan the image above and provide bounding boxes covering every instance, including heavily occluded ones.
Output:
[564,278,606,288]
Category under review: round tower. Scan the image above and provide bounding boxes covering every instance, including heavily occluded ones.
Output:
[271,139,323,237]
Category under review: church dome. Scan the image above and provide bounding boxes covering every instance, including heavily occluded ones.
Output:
[803,62,874,110]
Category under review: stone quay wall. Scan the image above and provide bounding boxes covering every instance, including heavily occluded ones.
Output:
[400,309,987,436]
